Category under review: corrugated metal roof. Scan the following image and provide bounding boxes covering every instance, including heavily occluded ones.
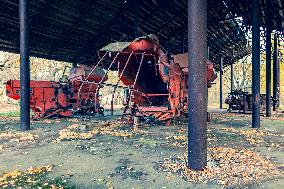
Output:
[0,0,282,68]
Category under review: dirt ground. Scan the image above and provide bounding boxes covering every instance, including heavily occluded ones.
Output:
[0,111,283,189]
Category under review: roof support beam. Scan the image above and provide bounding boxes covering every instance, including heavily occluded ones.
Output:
[19,0,30,131]
[188,0,208,170]
[252,0,261,129]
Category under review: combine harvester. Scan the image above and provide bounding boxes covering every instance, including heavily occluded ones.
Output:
[96,34,217,124]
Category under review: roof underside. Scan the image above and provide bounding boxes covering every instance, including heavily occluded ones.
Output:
[0,0,283,69]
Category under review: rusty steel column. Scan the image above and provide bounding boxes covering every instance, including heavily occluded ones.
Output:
[230,63,234,93]
[19,0,30,131]
[273,33,280,111]
[188,0,207,170]
[110,96,114,116]
[220,57,223,109]
[265,28,272,117]
[252,0,260,128]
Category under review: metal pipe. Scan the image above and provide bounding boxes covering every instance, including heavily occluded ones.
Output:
[111,100,114,116]
[188,0,207,170]
[220,57,223,109]
[252,0,260,128]
[273,33,280,111]
[19,0,30,131]
[133,53,145,87]
[110,51,134,115]
[265,28,272,117]
[94,52,121,112]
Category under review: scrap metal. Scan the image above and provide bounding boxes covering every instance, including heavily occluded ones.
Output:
[98,34,217,124]
[6,65,107,119]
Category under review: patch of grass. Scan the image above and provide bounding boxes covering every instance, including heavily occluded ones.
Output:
[0,111,20,117]
[0,111,35,117]
[109,159,147,180]
[93,178,113,189]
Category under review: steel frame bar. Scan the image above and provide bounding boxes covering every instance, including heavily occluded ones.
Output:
[19,0,30,131]
[252,0,261,128]
[110,51,134,115]
[76,52,108,105]
[188,0,208,170]
[133,53,145,87]
[94,52,121,111]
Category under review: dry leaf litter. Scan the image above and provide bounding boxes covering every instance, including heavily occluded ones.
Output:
[57,121,146,141]
[220,127,284,145]
[0,165,53,188]
[160,147,283,187]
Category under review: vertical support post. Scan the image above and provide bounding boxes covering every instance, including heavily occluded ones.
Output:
[252,0,260,128]
[230,63,234,93]
[188,0,207,170]
[265,29,272,117]
[273,33,280,111]
[20,0,30,131]
[220,57,223,109]
[111,93,114,116]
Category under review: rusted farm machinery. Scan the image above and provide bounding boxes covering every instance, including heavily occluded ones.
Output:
[6,34,217,123]
[225,90,275,113]
[6,65,106,119]
[97,34,217,124]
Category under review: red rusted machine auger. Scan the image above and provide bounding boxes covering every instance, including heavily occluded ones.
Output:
[97,34,217,125]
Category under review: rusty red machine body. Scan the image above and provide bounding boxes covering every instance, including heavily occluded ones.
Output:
[6,66,107,119]
[98,35,217,122]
